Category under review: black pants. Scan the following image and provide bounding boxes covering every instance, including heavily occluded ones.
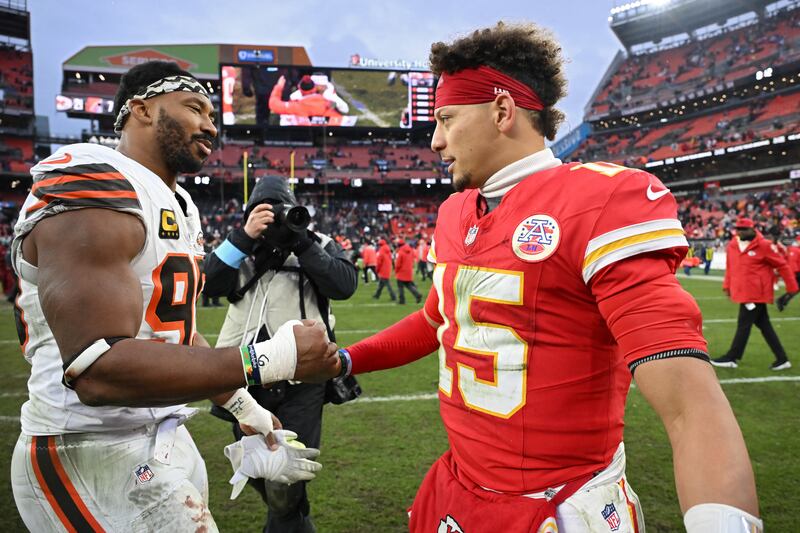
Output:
[417,260,429,280]
[201,293,220,307]
[397,280,421,304]
[725,303,787,362]
[362,265,377,283]
[232,381,325,533]
[374,277,396,300]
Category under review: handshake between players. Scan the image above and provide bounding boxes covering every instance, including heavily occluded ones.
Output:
[214,318,343,492]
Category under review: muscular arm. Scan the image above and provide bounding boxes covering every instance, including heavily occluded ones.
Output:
[635,358,759,516]
[26,209,336,407]
[26,209,248,407]
[591,253,758,516]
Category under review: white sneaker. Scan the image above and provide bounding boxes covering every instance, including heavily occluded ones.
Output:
[770,360,792,371]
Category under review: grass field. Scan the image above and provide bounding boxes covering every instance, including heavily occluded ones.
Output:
[1,272,799,531]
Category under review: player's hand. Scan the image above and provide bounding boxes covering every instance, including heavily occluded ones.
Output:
[240,412,283,450]
[723,287,731,298]
[224,431,321,499]
[292,320,340,383]
[776,292,796,312]
[276,75,286,88]
[244,203,274,239]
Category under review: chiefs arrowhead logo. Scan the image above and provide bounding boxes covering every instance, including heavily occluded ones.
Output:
[437,515,464,533]
[101,49,196,71]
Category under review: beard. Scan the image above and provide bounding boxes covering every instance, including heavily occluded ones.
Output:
[452,171,472,193]
[156,109,206,175]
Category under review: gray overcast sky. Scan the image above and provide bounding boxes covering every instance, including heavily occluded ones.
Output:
[27,0,623,141]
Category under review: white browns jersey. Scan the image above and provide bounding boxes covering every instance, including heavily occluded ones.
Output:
[12,143,205,435]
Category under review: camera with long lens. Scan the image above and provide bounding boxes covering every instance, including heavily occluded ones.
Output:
[273,203,310,232]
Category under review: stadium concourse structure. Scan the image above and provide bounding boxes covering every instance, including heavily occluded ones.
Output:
[0,1,37,241]
[555,0,800,199]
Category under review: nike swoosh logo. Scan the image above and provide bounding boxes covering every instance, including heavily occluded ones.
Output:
[41,153,72,165]
[646,184,670,201]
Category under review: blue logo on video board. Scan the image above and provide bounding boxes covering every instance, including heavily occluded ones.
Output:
[237,49,275,63]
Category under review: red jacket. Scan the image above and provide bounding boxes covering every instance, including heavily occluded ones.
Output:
[376,241,393,279]
[723,232,799,303]
[361,245,377,266]
[394,241,415,281]
[787,245,800,273]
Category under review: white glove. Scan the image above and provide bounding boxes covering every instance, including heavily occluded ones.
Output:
[224,430,322,499]
[221,389,274,436]
[684,503,763,533]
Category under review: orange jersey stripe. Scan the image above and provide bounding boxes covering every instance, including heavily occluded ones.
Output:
[38,190,138,201]
[30,437,77,533]
[31,172,126,194]
[47,438,105,532]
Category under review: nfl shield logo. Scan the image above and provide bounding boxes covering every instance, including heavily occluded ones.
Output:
[464,225,479,246]
[134,464,155,484]
[601,503,621,531]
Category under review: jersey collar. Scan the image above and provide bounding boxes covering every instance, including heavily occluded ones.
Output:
[480,148,562,200]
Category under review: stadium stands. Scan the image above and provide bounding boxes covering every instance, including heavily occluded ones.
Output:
[0,45,33,112]
[589,6,800,118]
[203,142,445,182]
[574,88,800,166]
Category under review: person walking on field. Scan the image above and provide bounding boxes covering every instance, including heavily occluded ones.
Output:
[712,217,798,370]
[373,238,396,301]
[395,238,422,305]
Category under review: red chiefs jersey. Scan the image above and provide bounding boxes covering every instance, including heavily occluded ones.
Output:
[425,161,690,494]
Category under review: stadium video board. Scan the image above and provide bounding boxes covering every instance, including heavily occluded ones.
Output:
[221,65,435,129]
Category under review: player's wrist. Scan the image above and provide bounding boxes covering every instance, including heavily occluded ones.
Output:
[222,388,273,435]
[239,320,301,386]
[683,503,762,533]
[337,348,352,378]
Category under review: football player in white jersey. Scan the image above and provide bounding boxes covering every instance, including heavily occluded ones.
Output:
[10,61,341,532]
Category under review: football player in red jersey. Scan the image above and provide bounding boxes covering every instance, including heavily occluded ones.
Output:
[328,23,762,532]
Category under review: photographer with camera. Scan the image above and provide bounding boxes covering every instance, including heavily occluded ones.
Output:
[203,176,359,533]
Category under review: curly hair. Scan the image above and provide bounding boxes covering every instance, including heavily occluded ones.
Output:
[429,21,567,140]
[113,61,196,127]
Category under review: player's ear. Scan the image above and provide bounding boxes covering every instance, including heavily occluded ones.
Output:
[493,93,515,134]
[128,99,154,128]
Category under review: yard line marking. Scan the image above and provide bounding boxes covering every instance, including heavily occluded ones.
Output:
[704,317,800,324]
[677,274,724,282]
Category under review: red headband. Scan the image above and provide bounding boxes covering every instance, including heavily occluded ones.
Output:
[434,66,544,111]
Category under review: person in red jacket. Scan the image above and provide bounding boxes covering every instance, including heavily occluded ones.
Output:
[360,241,378,284]
[416,238,431,281]
[785,238,800,287]
[372,238,396,301]
[712,218,799,370]
[394,238,422,305]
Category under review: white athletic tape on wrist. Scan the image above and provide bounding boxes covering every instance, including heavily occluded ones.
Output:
[684,503,763,533]
[244,320,301,384]
[222,389,274,435]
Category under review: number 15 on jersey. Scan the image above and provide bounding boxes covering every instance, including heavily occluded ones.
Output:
[432,264,528,419]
